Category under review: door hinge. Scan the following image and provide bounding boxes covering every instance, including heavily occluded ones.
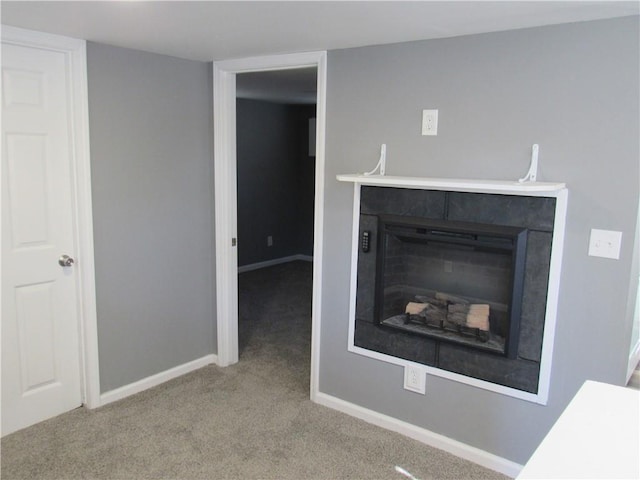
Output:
[231,238,237,247]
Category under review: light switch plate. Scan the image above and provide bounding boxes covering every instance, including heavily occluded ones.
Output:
[588,229,622,259]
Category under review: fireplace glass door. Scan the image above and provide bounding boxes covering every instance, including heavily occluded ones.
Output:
[374,215,527,358]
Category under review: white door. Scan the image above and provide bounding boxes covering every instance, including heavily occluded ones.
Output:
[1,40,83,435]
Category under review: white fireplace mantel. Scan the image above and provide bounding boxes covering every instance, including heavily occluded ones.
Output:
[337,173,566,197]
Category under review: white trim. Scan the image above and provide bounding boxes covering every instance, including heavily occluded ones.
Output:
[238,254,313,274]
[346,184,362,349]
[315,391,523,478]
[1,26,101,409]
[535,188,568,404]
[213,62,239,367]
[627,340,640,384]
[99,355,217,406]
[345,181,568,404]
[213,51,327,401]
[337,173,566,195]
[310,51,327,402]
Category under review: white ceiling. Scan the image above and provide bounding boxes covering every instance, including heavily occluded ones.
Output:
[3,1,637,105]
[2,1,638,63]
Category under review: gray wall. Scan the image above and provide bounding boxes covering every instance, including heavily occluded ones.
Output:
[236,99,315,266]
[82,16,638,465]
[87,43,215,392]
[320,17,639,464]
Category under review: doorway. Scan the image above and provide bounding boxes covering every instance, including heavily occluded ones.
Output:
[235,71,316,389]
[235,68,316,273]
[213,52,326,400]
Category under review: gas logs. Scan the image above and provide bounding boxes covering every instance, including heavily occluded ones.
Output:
[404,293,490,332]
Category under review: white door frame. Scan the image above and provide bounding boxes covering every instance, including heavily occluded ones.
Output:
[1,25,101,409]
[213,51,327,400]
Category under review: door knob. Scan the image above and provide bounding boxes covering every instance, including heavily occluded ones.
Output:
[58,255,75,267]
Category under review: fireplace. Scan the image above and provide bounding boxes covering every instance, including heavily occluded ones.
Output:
[373,215,528,359]
[350,185,565,396]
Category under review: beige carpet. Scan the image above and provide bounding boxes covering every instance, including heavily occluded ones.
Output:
[1,261,508,480]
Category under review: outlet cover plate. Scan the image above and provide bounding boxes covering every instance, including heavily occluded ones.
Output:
[422,109,438,136]
[404,364,426,394]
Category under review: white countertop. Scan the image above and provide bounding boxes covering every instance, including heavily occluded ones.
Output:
[517,380,640,479]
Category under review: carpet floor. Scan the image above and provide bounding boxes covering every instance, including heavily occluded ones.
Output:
[1,261,508,480]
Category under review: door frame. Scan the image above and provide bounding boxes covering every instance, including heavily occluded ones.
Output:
[213,51,327,400]
[1,25,101,409]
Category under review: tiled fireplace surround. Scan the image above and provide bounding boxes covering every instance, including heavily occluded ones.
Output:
[342,179,567,402]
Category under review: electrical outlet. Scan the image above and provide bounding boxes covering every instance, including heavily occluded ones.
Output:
[267,235,273,247]
[422,109,438,136]
[404,364,426,394]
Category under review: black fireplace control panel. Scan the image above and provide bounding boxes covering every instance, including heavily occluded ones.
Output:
[361,231,370,253]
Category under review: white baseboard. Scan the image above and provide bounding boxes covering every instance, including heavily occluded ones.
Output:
[238,254,313,273]
[99,354,217,407]
[314,391,523,478]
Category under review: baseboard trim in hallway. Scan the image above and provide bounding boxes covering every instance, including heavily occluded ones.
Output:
[314,391,523,478]
[99,354,218,407]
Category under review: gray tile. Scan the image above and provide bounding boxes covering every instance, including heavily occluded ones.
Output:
[355,215,378,323]
[354,320,437,365]
[518,231,553,362]
[438,344,540,393]
[354,186,555,394]
[447,192,556,231]
[360,186,446,218]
